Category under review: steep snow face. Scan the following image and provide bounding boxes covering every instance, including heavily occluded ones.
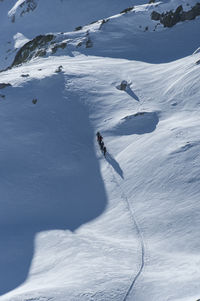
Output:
[13,32,30,49]
[0,51,200,301]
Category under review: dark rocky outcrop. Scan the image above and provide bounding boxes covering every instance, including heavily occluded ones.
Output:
[51,42,67,54]
[74,26,82,31]
[151,3,200,27]
[76,41,82,48]
[55,65,63,73]
[99,18,109,30]
[85,32,93,48]
[32,98,38,104]
[0,83,12,89]
[21,74,30,77]
[19,0,38,16]
[120,7,134,14]
[151,11,160,21]
[10,0,38,22]
[117,80,128,91]
[12,34,54,66]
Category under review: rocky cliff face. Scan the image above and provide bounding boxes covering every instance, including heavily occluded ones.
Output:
[151,2,200,27]
[12,34,54,66]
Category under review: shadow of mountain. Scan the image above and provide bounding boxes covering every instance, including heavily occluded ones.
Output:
[84,17,200,63]
[107,112,159,136]
[0,74,107,295]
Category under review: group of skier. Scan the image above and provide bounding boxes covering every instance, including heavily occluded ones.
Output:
[96,132,107,156]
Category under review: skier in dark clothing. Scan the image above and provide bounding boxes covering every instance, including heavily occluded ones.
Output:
[96,132,106,156]
[96,132,100,141]
[96,132,103,144]
[98,135,103,144]
[100,141,104,150]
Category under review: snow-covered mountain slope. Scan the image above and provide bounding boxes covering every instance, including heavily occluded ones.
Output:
[1,52,200,301]
[2,0,200,71]
[0,0,141,70]
[0,1,200,301]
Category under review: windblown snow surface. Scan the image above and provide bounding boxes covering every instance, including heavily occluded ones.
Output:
[0,1,200,301]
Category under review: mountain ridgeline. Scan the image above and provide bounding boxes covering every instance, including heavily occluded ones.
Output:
[9,1,200,68]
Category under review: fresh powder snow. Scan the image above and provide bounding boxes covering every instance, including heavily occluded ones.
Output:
[0,1,200,301]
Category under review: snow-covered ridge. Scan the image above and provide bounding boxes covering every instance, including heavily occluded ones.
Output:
[1,0,200,71]
[8,0,38,22]
[0,0,146,71]
[7,1,200,68]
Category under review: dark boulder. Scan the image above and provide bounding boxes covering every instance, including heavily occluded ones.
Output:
[118,80,128,91]
[32,98,38,104]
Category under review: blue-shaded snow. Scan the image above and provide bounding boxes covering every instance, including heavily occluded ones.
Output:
[0,74,107,295]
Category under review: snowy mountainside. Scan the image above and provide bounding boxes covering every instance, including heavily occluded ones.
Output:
[0,0,142,70]
[0,1,200,301]
[2,0,200,70]
[0,51,200,301]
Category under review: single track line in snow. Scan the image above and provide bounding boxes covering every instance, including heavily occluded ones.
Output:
[107,163,145,301]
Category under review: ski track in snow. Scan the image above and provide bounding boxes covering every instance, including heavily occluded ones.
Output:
[106,162,145,301]
[0,0,200,296]
[103,83,148,300]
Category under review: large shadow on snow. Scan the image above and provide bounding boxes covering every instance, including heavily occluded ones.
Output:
[125,86,140,101]
[104,112,159,179]
[116,84,140,102]
[0,74,107,295]
[84,18,200,63]
[105,152,124,179]
[106,111,159,136]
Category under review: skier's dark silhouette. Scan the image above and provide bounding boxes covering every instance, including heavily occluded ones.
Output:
[96,132,100,141]
[98,135,103,144]
[100,141,104,150]
[96,132,106,156]
[96,132,103,144]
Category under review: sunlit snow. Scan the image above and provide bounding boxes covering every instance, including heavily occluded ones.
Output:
[0,1,200,301]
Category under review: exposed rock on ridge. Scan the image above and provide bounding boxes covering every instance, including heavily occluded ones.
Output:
[9,0,38,22]
[12,34,54,66]
[151,3,200,27]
